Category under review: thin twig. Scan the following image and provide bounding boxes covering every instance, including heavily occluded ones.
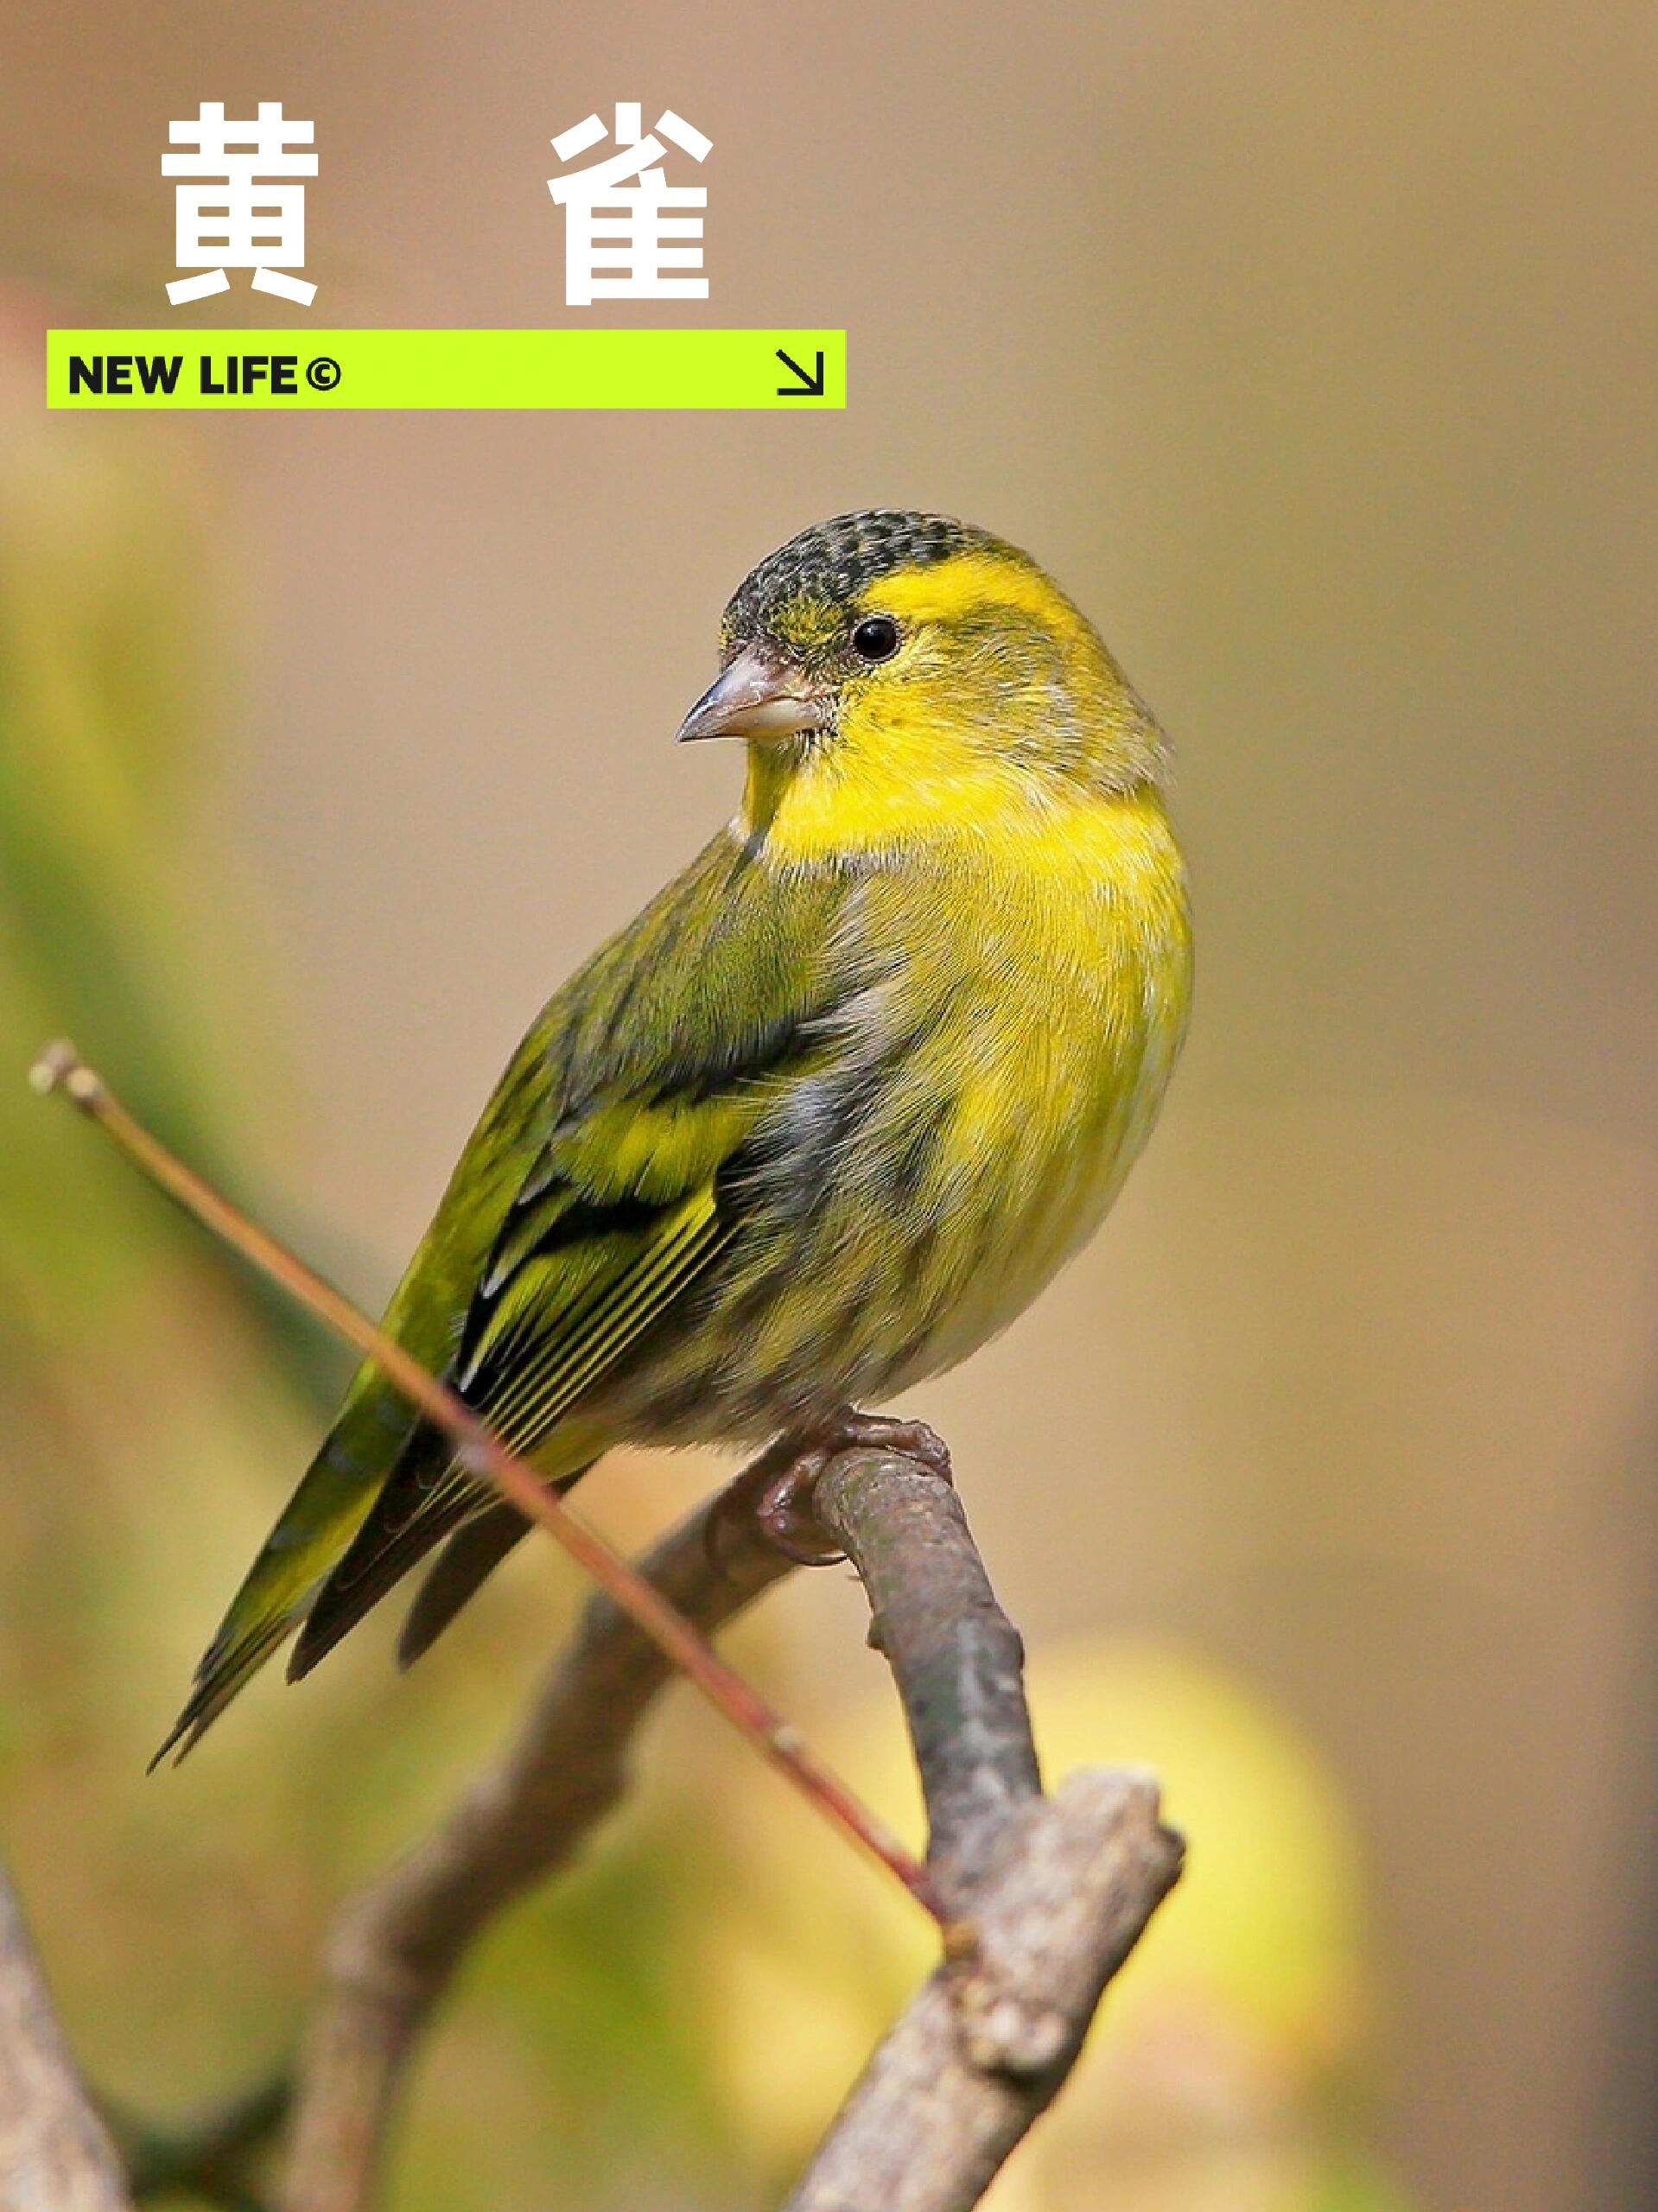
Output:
[282,1458,794,2212]
[0,1853,135,2212]
[29,1040,943,1925]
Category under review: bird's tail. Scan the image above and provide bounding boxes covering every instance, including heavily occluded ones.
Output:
[395,1502,535,1669]
[152,1375,424,1767]
[149,1615,297,1769]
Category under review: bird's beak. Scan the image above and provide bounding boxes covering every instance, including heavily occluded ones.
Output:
[675,644,830,744]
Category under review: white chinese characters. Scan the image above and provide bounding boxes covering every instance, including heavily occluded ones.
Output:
[547,104,712,307]
[163,102,317,307]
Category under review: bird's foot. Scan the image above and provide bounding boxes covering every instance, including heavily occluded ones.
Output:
[750,1408,955,1567]
[817,1408,955,1485]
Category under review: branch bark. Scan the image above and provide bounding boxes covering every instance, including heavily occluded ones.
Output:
[0,1855,134,2212]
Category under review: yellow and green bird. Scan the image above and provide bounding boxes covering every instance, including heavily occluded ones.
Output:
[160,510,1192,1758]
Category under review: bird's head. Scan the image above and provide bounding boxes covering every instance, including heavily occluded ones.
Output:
[677,510,1168,860]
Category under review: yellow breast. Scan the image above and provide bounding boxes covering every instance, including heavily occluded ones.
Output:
[816,783,1191,1382]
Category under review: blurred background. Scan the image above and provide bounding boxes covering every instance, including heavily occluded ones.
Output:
[2,2,1655,2206]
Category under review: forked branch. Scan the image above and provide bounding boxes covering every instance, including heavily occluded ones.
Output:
[283,1440,1181,2212]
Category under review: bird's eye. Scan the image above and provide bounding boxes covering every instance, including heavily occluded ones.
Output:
[850,614,901,663]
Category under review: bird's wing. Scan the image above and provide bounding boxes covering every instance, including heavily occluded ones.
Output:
[159,832,847,1755]
[284,1087,752,1677]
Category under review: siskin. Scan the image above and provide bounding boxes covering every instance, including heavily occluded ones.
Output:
[161,509,1193,1758]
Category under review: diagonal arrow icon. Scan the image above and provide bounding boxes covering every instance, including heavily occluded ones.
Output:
[775,347,827,399]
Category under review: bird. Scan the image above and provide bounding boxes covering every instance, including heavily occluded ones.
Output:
[157,508,1193,1761]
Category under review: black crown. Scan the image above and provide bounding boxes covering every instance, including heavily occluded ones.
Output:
[724,510,1023,635]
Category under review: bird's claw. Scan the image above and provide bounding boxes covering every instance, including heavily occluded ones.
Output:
[749,1409,955,1567]
[820,1411,955,1485]
[755,1451,847,1566]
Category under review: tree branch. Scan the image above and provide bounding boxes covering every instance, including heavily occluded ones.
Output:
[281,1443,1181,2212]
[281,1456,796,2212]
[810,1446,1044,1896]
[783,1452,1185,2211]
[0,1854,134,2212]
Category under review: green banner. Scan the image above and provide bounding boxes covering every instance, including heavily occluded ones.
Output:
[46,328,846,410]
